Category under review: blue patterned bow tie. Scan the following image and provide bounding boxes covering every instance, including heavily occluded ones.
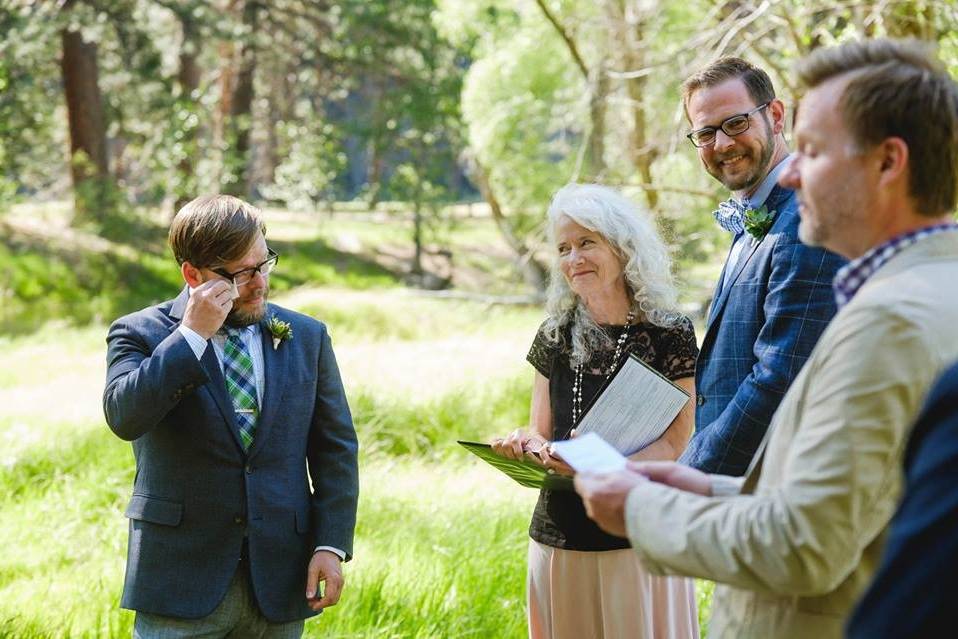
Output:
[713,197,748,235]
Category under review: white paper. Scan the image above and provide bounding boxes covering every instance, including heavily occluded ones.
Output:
[229,279,240,299]
[550,432,628,474]
[575,354,690,455]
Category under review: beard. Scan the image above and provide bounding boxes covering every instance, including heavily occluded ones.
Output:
[224,286,269,328]
[712,116,775,192]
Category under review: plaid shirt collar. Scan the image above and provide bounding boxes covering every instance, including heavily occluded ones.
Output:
[833,222,958,308]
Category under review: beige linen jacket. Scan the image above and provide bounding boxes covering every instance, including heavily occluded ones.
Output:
[625,232,958,639]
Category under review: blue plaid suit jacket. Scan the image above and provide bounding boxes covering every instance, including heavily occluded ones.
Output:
[680,185,846,475]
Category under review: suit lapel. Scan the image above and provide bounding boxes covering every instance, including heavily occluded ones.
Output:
[701,186,794,339]
[705,236,764,330]
[247,306,289,460]
[169,285,245,453]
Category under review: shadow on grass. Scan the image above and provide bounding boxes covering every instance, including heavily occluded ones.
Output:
[0,232,402,337]
[268,238,401,292]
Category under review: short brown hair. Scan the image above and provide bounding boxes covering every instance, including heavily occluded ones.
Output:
[797,38,958,217]
[168,195,266,267]
[682,57,776,116]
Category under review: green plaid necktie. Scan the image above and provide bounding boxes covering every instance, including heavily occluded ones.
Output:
[222,327,258,451]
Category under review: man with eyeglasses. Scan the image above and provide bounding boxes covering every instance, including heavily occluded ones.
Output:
[103,195,358,638]
[676,57,845,477]
[575,39,958,638]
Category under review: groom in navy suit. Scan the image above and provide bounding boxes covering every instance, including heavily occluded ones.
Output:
[104,195,358,637]
[677,58,845,476]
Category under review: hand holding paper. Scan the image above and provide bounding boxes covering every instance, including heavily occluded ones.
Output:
[550,433,628,474]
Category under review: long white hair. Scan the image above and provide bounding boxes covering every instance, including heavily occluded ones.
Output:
[542,183,681,366]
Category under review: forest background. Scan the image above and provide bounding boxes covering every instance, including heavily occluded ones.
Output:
[1,1,956,637]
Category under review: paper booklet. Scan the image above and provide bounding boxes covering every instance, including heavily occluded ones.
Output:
[458,354,688,489]
[573,352,690,455]
[457,441,574,491]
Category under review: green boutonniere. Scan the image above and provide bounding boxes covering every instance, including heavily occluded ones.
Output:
[266,315,293,350]
[743,205,776,242]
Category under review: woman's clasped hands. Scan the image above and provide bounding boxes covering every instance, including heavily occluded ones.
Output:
[491,428,575,476]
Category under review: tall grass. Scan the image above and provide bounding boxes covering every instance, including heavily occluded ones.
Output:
[0,212,716,637]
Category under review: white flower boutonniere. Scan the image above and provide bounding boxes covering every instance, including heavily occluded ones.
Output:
[266,316,293,350]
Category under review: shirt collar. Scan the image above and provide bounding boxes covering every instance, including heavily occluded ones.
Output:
[833,222,958,308]
[739,154,792,209]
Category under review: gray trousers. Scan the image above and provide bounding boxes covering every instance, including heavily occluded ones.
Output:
[132,561,305,639]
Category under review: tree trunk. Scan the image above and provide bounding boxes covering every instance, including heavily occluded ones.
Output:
[532,0,608,180]
[618,0,659,209]
[222,0,258,197]
[257,61,292,190]
[213,38,235,188]
[411,197,423,276]
[468,157,549,292]
[174,12,201,212]
[60,0,111,224]
[587,64,609,179]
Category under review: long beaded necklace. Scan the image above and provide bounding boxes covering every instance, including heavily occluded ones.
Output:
[571,310,636,425]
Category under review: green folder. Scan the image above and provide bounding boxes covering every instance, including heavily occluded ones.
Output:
[457,440,575,491]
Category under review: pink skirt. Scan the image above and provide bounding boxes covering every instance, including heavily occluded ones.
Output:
[527,540,699,639]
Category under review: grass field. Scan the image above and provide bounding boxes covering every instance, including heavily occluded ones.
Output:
[0,205,715,637]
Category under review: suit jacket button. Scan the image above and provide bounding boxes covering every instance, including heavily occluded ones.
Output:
[697,395,705,406]
[234,516,245,525]
[245,464,253,475]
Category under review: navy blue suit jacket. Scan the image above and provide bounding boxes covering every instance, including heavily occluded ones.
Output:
[681,185,845,475]
[847,360,958,638]
[103,288,359,622]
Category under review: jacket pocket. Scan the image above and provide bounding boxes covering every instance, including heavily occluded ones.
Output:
[125,494,183,527]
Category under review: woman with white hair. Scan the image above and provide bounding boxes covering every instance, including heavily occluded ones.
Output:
[492,183,699,639]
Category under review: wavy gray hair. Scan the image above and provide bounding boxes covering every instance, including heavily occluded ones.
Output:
[542,183,681,367]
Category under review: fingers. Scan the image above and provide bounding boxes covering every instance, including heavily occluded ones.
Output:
[305,556,321,600]
[306,553,344,611]
[312,571,344,610]
[492,429,528,460]
[182,279,233,339]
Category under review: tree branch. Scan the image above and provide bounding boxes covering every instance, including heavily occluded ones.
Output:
[533,0,589,79]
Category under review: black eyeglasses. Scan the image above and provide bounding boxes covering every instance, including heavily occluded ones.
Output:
[687,102,770,148]
[211,248,279,287]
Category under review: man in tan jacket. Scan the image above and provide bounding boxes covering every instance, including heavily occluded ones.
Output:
[575,39,958,638]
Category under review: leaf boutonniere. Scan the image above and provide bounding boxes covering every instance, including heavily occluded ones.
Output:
[743,204,776,243]
[266,315,293,350]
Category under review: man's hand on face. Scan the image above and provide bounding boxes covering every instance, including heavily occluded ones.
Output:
[574,469,647,537]
[306,550,344,611]
[182,280,233,339]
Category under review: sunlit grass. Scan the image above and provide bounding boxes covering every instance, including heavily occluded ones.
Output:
[0,202,718,635]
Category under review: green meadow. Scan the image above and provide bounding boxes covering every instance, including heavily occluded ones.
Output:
[0,207,713,638]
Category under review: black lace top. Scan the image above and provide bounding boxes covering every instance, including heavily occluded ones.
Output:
[526,316,698,551]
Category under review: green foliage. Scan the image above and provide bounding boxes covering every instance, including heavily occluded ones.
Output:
[0,235,182,335]
[261,122,347,211]
[459,6,583,218]
[0,4,64,195]
[0,205,405,335]
[352,372,532,457]
[268,238,400,292]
